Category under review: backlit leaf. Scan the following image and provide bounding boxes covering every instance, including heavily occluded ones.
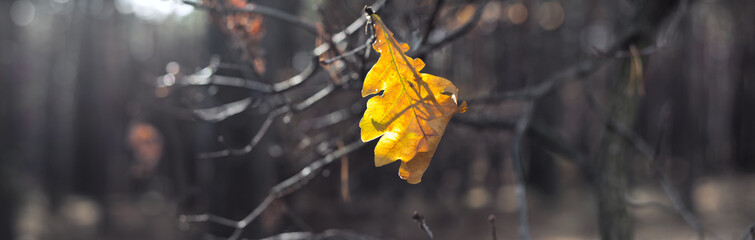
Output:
[360,14,467,184]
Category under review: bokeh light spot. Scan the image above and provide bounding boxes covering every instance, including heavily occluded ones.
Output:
[165,61,180,75]
[115,0,194,22]
[456,4,476,26]
[536,1,565,31]
[10,0,36,27]
[508,3,528,25]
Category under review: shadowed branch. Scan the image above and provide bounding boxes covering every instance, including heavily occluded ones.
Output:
[181,140,366,240]
[511,102,533,240]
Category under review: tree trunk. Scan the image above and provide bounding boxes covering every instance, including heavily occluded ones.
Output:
[595,60,641,240]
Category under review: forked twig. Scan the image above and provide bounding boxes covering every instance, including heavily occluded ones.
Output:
[196,109,279,159]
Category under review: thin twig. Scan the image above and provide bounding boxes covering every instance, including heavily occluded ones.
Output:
[467,60,599,104]
[182,56,318,94]
[254,231,313,240]
[511,102,534,240]
[177,57,269,92]
[197,106,287,159]
[293,84,336,112]
[193,97,256,122]
[489,215,498,240]
[412,211,434,240]
[196,81,339,159]
[321,37,374,65]
[305,101,364,131]
[181,140,366,240]
[184,0,380,159]
[180,213,240,228]
[272,57,320,93]
[184,56,319,124]
[179,0,383,127]
[315,13,363,77]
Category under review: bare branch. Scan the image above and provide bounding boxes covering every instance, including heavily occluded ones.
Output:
[320,37,374,65]
[182,0,383,160]
[467,60,599,104]
[174,57,270,92]
[196,110,277,159]
[412,211,434,240]
[511,102,533,240]
[255,231,313,240]
[305,102,364,131]
[200,75,273,92]
[312,0,386,56]
[185,56,319,124]
[179,213,240,228]
[272,57,319,93]
[193,97,256,122]
[180,57,319,94]
[295,84,335,112]
[181,140,366,240]
[179,71,270,92]
[195,80,339,159]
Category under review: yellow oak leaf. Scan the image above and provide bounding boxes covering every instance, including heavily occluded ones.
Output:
[360,13,467,184]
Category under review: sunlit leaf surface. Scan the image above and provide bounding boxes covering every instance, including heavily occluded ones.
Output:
[360,14,467,184]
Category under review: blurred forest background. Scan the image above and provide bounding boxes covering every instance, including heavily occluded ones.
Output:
[1,0,754,239]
